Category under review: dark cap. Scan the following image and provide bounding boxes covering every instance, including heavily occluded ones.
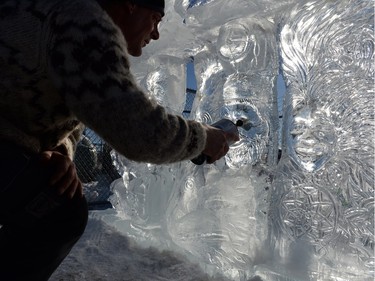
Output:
[132,0,165,16]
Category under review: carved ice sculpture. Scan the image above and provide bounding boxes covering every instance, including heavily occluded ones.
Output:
[108,0,374,280]
[267,1,374,280]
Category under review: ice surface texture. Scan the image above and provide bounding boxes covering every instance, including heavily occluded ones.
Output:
[270,1,374,280]
[108,0,374,280]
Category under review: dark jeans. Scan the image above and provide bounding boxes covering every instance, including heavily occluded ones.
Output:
[0,143,88,281]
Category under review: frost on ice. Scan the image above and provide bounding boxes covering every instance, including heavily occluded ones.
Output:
[106,0,374,280]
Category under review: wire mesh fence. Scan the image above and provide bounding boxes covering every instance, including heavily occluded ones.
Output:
[74,129,120,184]
[73,128,121,209]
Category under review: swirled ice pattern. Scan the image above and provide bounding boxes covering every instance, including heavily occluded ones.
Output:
[106,0,374,280]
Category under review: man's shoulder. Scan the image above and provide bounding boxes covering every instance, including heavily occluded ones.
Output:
[49,0,108,24]
[0,0,101,17]
[45,0,119,37]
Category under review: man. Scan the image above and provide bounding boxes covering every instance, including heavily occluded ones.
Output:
[0,0,238,280]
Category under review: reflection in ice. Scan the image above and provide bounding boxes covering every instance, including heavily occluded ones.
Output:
[143,55,187,114]
[107,0,374,280]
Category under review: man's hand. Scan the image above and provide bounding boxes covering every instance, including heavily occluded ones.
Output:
[39,151,83,199]
[201,124,240,164]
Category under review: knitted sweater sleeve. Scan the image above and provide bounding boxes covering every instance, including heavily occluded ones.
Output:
[46,2,206,164]
[56,124,85,159]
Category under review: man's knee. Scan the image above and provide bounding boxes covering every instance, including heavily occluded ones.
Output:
[65,195,89,239]
[42,194,89,245]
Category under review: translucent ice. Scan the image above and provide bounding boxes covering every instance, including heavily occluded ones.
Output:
[192,16,279,168]
[106,0,374,280]
[269,1,374,279]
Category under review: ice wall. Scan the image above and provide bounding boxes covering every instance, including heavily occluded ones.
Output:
[107,0,374,280]
[268,1,374,279]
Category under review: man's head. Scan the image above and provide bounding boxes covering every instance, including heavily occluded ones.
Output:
[100,0,165,57]
[131,0,165,17]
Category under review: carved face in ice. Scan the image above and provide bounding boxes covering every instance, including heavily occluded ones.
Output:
[287,104,336,172]
[221,73,271,167]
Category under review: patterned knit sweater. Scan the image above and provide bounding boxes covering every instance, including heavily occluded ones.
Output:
[0,0,206,163]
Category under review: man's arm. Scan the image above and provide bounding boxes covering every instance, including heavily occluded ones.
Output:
[46,2,206,164]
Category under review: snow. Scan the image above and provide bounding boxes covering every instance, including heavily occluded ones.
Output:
[50,212,232,281]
